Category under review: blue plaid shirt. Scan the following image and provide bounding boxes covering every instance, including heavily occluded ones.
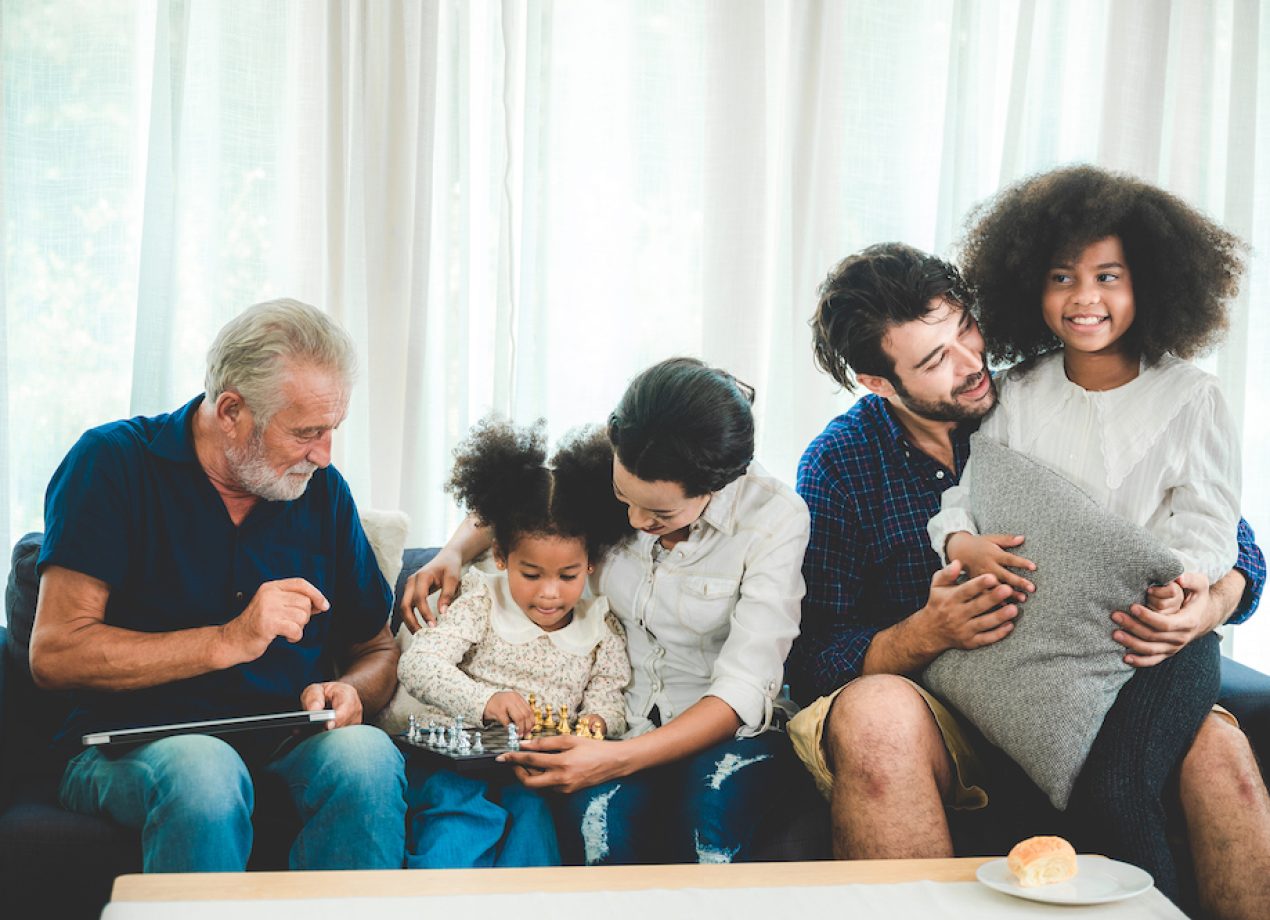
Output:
[785,394,1266,704]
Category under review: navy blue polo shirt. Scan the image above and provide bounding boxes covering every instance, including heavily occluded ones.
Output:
[39,396,391,749]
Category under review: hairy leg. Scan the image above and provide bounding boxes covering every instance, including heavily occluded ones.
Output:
[823,675,955,859]
[1180,715,1270,920]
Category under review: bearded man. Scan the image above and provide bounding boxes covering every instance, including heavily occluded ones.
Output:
[29,299,406,872]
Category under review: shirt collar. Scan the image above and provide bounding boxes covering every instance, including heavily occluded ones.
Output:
[146,395,205,463]
[866,393,978,477]
[697,466,746,537]
[484,569,612,655]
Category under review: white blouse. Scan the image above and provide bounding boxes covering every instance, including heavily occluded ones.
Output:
[928,351,1241,584]
[595,461,810,738]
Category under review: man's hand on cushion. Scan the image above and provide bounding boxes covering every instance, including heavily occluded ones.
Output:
[300,680,363,728]
[1112,572,1214,667]
[945,531,1036,602]
[916,560,1020,655]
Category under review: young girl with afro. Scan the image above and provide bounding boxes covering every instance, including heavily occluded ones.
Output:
[928,165,1247,904]
[391,417,632,869]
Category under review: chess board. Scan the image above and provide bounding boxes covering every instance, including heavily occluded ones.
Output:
[395,723,577,774]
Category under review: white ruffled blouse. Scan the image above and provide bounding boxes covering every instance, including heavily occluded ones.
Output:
[390,568,631,733]
[929,351,1241,584]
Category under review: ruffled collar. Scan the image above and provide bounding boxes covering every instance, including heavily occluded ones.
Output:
[1002,351,1212,490]
[466,568,612,655]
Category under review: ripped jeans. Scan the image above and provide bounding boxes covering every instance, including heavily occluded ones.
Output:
[553,731,799,865]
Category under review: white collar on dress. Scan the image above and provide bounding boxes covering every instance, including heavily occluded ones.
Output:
[1005,351,1212,490]
[469,568,611,655]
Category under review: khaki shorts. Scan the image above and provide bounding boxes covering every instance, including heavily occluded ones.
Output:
[788,676,989,810]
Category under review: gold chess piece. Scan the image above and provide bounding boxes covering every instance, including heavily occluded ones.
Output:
[544,704,556,730]
[559,704,570,733]
[590,721,605,741]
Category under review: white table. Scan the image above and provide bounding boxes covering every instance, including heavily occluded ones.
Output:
[105,858,1186,919]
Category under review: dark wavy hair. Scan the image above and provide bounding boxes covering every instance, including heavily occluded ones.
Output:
[445,416,630,561]
[811,242,973,391]
[959,164,1244,366]
[608,357,755,498]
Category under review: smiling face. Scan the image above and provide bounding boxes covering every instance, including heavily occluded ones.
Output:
[863,298,997,423]
[499,534,590,632]
[1042,236,1137,359]
[611,455,711,540]
[227,362,348,501]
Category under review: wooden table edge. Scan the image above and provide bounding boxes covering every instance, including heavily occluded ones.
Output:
[112,857,1001,902]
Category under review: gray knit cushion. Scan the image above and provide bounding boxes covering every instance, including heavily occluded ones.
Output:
[922,433,1183,810]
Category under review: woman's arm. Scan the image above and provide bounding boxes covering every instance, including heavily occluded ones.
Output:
[398,513,493,631]
[498,696,741,794]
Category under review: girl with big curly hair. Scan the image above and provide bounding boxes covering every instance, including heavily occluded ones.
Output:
[383,417,632,868]
[928,165,1245,902]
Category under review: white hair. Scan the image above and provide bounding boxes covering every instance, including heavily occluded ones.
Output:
[204,298,357,426]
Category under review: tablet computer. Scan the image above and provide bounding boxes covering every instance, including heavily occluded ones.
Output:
[82,710,337,748]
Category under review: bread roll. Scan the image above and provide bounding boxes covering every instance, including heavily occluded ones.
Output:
[1007,836,1078,887]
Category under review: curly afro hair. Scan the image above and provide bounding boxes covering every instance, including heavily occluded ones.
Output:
[608,357,755,498]
[445,416,630,562]
[959,164,1244,366]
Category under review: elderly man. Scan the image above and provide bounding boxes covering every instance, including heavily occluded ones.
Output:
[29,299,406,872]
[786,243,1270,919]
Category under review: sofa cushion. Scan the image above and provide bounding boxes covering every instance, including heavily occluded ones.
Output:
[922,433,1183,810]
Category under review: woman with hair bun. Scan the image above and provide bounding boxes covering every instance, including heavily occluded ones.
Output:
[400,357,811,865]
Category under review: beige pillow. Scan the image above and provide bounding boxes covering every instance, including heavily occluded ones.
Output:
[358,508,409,590]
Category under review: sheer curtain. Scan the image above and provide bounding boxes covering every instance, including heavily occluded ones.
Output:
[3,0,1269,668]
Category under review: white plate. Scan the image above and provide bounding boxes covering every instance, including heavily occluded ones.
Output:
[977,855,1154,905]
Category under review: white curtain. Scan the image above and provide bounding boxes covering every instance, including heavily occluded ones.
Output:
[4,0,1270,668]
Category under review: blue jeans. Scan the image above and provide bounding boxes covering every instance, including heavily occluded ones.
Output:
[405,760,560,868]
[555,731,798,865]
[59,725,407,872]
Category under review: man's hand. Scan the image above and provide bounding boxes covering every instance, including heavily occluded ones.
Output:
[483,691,534,736]
[398,549,463,632]
[1113,571,1215,668]
[218,578,329,667]
[945,531,1036,600]
[919,560,1020,652]
[300,680,363,728]
[498,734,627,794]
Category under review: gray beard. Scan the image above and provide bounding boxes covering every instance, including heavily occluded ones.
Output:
[226,430,317,502]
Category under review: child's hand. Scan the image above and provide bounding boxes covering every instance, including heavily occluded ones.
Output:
[484,691,534,736]
[1144,580,1184,616]
[1112,571,1215,668]
[944,531,1036,601]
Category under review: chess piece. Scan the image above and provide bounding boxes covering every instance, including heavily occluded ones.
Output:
[507,722,521,751]
[590,721,605,741]
[473,733,484,754]
[559,704,570,733]
[530,694,543,733]
[544,704,556,731]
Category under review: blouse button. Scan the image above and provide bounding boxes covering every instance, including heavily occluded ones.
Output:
[235,591,244,603]
[935,471,945,480]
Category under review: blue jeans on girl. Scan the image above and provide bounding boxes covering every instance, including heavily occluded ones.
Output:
[554,731,799,865]
[405,759,560,868]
